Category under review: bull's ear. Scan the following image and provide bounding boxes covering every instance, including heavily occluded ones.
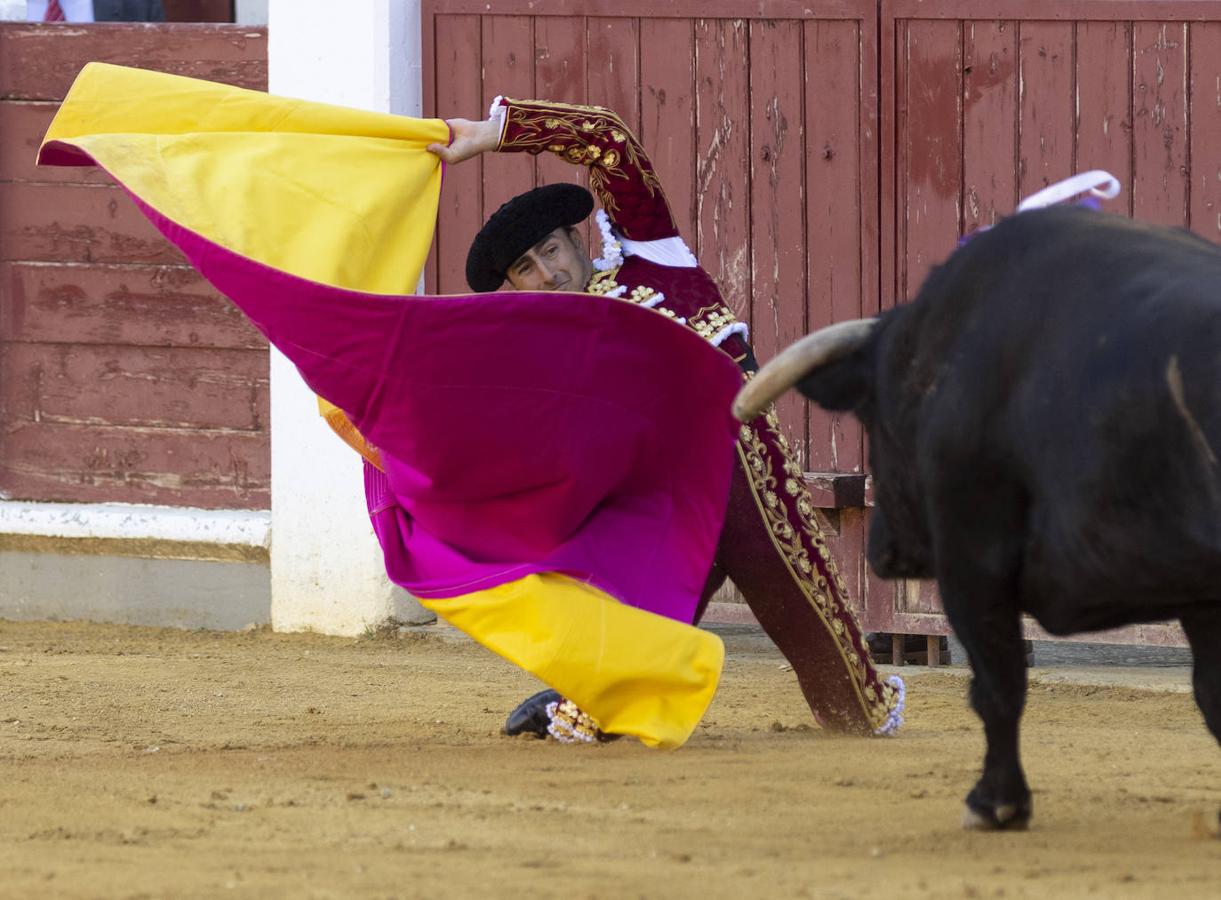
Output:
[795,349,873,413]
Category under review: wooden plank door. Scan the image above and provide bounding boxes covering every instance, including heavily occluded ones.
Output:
[875,0,1221,645]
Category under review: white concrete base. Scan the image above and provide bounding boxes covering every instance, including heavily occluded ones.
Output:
[1,550,270,631]
[0,499,273,630]
[0,498,433,632]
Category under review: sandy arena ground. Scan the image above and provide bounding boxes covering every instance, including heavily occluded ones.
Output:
[1,619,1218,899]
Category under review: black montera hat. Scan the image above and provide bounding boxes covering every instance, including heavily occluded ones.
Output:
[465,183,594,292]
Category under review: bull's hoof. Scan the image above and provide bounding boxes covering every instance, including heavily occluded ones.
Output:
[961,801,1031,831]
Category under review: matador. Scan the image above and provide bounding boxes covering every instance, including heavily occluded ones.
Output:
[38,62,903,748]
[431,96,904,739]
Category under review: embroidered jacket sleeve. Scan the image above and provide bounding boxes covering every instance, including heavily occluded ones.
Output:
[492,97,678,242]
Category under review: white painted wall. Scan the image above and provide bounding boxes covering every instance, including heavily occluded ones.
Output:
[267,0,432,635]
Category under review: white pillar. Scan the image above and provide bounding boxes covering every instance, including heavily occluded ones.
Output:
[266,0,433,634]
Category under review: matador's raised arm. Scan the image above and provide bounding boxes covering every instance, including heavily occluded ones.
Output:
[490,97,679,243]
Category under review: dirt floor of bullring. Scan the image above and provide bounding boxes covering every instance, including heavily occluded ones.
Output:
[1,619,1218,899]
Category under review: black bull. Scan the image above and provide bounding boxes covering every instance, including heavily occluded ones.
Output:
[735,205,1220,832]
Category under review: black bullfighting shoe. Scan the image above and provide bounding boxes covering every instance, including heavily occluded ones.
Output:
[503,691,621,744]
[503,689,560,738]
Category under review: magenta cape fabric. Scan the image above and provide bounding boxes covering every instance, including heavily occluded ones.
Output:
[107,189,740,623]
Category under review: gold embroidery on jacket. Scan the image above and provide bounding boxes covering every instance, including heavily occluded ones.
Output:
[587,266,624,297]
[688,304,740,341]
[499,101,667,222]
[585,272,725,340]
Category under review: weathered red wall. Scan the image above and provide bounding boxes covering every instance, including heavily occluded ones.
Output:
[883,0,1221,310]
[4,5,1215,640]
[0,23,270,510]
[875,0,1219,644]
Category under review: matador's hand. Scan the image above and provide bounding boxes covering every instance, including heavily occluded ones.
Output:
[426,116,501,165]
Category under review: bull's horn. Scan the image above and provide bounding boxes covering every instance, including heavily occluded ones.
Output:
[732,318,878,422]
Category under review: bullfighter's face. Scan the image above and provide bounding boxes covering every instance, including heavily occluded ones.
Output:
[505,227,594,293]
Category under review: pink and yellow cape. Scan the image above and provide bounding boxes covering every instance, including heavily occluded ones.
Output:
[40,63,742,749]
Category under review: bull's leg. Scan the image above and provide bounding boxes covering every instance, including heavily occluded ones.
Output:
[1180,610,1221,835]
[944,593,1031,830]
[930,480,1031,830]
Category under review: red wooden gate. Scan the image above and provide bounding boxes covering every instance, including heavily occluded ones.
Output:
[875,0,1221,646]
[883,0,1221,308]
